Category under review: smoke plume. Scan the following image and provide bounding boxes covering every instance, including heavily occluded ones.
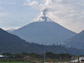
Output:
[38,0,84,33]
[38,0,54,21]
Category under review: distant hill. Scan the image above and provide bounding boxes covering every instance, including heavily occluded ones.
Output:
[0,28,83,55]
[64,31,84,49]
[12,21,76,45]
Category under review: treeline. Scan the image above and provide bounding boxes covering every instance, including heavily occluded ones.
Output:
[1,52,72,61]
[44,52,72,60]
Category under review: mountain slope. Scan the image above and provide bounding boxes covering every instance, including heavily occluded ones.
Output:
[12,21,76,45]
[64,31,84,49]
[0,28,83,55]
[0,28,31,53]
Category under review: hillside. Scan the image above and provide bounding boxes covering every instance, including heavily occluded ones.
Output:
[64,31,84,49]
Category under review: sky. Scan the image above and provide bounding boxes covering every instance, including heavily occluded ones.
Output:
[0,0,84,33]
[0,0,43,30]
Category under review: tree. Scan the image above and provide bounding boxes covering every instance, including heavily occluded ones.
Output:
[2,52,12,57]
[45,52,55,59]
[14,53,24,58]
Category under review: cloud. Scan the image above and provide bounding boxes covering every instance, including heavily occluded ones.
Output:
[38,0,84,33]
[0,0,84,33]
[2,27,20,31]
[24,0,39,8]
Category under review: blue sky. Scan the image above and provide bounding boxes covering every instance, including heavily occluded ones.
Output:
[0,0,43,29]
[0,0,84,33]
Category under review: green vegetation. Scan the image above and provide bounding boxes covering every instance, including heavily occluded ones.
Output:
[0,61,31,63]
[0,52,72,62]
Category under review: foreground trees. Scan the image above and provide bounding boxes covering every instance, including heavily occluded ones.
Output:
[1,52,72,60]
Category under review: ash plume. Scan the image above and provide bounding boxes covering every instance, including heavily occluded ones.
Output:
[37,0,84,33]
[38,0,54,21]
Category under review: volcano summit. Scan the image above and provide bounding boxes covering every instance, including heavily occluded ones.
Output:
[12,13,76,45]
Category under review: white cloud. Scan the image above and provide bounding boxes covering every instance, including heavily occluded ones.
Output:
[1,0,84,33]
[2,27,20,31]
[24,0,39,8]
[38,0,84,33]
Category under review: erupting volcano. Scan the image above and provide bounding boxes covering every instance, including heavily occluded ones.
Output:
[12,7,76,45]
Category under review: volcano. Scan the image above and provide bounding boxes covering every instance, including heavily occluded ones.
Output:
[12,15,76,45]
[12,9,76,45]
